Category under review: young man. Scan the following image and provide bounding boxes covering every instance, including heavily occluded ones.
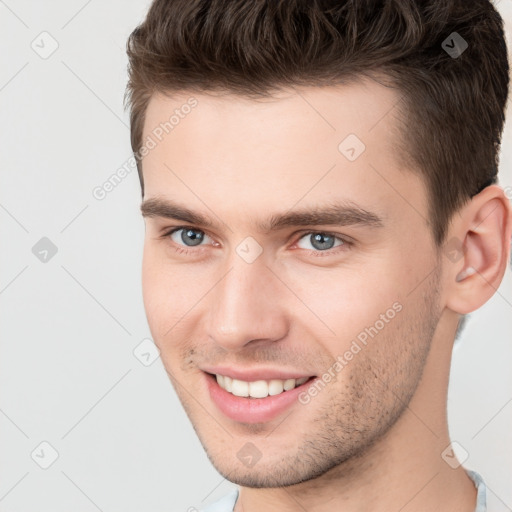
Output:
[124,1,511,510]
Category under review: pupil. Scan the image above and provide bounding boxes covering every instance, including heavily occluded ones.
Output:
[311,233,334,250]
[182,229,204,246]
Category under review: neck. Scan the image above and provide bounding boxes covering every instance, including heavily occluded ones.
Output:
[235,313,477,512]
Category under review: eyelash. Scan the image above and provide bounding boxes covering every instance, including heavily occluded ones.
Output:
[160,226,352,257]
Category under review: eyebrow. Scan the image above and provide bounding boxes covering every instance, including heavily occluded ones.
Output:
[140,197,384,232]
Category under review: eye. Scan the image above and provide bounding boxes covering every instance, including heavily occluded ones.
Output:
[168,227,212,247]
[296,232,347,252]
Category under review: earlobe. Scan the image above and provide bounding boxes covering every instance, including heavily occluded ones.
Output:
[445,186,512,315]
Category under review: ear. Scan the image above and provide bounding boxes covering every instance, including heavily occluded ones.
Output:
[444,185,512,315]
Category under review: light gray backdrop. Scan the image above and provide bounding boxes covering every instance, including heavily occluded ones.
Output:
[1,1,511,511]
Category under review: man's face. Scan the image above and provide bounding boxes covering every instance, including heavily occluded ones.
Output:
[140,80,444,486]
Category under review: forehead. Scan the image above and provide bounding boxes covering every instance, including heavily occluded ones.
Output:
[143,78,404,154]
[140,79,426,233]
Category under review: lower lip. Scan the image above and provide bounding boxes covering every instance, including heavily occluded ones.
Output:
[205,373,315,424]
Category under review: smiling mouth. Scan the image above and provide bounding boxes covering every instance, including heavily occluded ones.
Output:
[206,372,315,399]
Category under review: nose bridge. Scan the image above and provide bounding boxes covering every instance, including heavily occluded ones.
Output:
[207,252,288,350]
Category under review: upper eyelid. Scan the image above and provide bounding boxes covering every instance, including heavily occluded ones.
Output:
[166,226,211,242]
[166,225,213,239]
[165,226,351,246]
[293,229,351,241]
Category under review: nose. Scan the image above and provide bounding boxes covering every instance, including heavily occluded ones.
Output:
[206,253,289,352]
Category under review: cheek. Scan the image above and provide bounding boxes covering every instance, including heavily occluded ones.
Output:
[141,245,211,349]
[141,247,163,327]
[282,263,405,348]
[141,246,184,341]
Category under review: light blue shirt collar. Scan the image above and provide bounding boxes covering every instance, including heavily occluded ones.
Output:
[200,468,487,512]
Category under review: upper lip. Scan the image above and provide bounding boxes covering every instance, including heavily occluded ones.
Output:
[201,365,315,382]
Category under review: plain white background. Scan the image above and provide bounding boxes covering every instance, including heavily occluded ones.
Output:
[0,1,511,511]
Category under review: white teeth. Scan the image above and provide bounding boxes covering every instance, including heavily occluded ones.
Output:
[231,379,249,397]
[268,379,284,396]
[283,378,296,391]
[249,380,268,398]
[215,374,310,398]
[231,379,249,396]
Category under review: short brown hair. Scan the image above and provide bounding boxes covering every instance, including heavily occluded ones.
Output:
[124,0,509,245]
